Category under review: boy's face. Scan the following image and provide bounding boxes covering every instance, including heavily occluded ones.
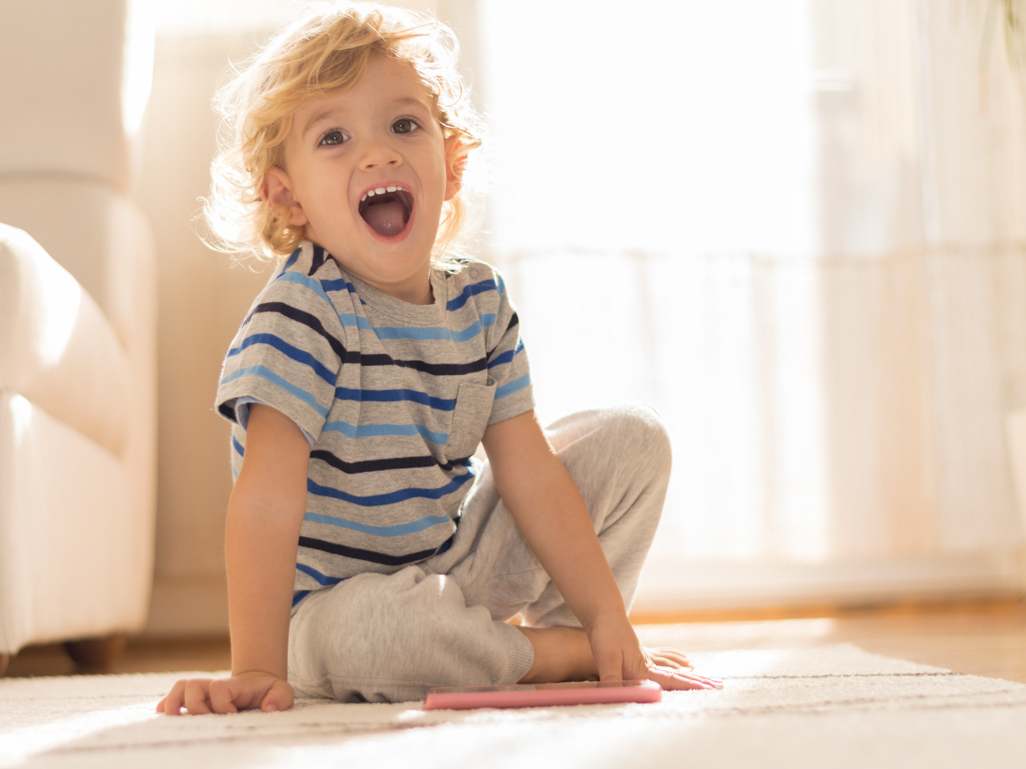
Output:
[267,55,460,304]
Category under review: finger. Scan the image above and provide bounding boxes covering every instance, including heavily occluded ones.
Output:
[161,680,187,716]
[596,650,625,682]
[650,669,713,691]
[209,679,239,714]
[184,679,214,715]
[664,665,723,688]
[651,647,693,666]
[155,696,166,714]
[261,680,295,713]
[649,649,694,670]
[649,664,723,691]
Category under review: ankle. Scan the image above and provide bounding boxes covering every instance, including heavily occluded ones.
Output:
[516,626,597,683]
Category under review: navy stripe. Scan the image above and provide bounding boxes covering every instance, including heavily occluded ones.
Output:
[292,590,311,608]
[361,353,488,377]
[298,535,454,566]
[232,434,245,457]
[307,472,473,507]
[334,387,457,411]
[310,449,471,474]
[320,277,361,296]
[229,333,335,384]
[486,312,520,356]
[246,302,348,360]
[309,244,329,276]
[447,279,498,311]
[305,246,365,301]
[296,562,345,586]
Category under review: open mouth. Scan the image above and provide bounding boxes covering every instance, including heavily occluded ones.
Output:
[359,186,414,238]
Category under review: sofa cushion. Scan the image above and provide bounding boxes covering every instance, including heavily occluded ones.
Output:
[0,180,154,349]
[0,226,130,457]
[0,392,141,653]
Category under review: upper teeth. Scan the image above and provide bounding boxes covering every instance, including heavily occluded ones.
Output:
[361,185,407,202]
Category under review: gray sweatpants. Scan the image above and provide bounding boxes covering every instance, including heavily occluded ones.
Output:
[287,405,672,703]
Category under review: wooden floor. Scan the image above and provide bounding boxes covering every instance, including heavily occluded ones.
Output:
[5,598,1026,683]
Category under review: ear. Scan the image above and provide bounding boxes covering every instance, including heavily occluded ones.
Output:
[443,135,465,202]
[263,167,309,226]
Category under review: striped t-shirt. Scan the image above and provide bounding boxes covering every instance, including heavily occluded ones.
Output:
[215,241,534,608]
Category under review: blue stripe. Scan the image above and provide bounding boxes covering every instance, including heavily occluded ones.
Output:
[322,419,449,444]
[277,271,337,308]
[488,349,515,369]
[220,365,329,417]
[487,339,525,369]
[292,590,311,607]
[227,334,335,384]
[320,277,359,294]
[282,248,301,272]
[232,434,245,457]
[296,562,344,586]
[334,387,457,411]
[307,472,473,507]
[447,279,497,311]
[304,511,452,536]
[373,315,496,342]
[496,373,531,400]
[338,313,375,330]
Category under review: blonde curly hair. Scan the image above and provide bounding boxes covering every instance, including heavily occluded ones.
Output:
[204,2,483,262]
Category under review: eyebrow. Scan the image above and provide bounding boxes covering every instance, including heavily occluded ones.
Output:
[299,96,434,140]
[300,107,342,141]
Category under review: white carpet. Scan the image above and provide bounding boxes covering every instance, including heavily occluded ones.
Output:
[3,640,1026,769]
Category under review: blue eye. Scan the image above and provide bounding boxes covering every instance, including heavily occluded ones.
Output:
[392,118,419,135]
[319,130,348,146]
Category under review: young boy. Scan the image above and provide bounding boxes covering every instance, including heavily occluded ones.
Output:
[158,2,720,715]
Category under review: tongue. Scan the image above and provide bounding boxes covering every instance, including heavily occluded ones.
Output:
[363,200,408,237]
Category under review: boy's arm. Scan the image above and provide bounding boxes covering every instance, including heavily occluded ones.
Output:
[158,404,309,715]
[481,410,713,689]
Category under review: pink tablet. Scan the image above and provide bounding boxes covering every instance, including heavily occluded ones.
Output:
[423,679,662,710]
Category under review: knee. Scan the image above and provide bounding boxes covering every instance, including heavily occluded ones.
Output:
[291,568,453,676]
[603,403,672,475]
[340,570,462,658]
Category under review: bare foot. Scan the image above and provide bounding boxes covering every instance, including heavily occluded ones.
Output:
[515,626,598,683]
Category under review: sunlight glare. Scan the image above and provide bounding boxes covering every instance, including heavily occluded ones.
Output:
[8,394,33,449]
[37,272,82,369]
[122,0,155,136]
[0,704,152,765]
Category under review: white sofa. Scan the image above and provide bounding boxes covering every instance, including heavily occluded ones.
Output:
[0,0,157,673]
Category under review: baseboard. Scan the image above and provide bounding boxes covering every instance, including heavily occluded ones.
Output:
[141,554,1026,632]
[633,551,1026,612]
[142,575,229,637]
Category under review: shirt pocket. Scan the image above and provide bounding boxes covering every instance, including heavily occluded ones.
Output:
[445,380,496,460]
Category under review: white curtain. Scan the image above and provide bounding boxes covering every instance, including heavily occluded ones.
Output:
[153,0,1026,607]
[459,0,1026,607]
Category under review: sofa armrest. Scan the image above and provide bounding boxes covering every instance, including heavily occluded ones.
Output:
[0,225,130,456]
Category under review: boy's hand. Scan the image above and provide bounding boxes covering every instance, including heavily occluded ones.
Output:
[156,671,295,715]
[587,612,723,691]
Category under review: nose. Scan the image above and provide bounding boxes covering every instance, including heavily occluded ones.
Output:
[358,135,402,171]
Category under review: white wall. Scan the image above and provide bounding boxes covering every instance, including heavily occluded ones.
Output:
[136,0,464,636]
[136,32,276,634]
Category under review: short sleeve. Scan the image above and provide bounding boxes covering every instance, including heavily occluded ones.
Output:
[215,272,344,444]
[484,271,534,424]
